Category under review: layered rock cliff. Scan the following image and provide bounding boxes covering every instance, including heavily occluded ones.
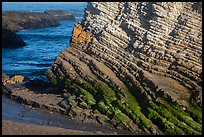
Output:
[46,2,202,135]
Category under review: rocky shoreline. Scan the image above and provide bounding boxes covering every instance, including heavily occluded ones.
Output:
[2,74,143,135]
[2,2,202,135]
[2,10,75,48]
[2,10,75,32]
[2,74,105,125]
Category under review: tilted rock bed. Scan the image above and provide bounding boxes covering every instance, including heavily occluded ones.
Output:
[46,2,202,135]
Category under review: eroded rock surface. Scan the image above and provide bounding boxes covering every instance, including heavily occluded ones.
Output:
[47,2,202,135]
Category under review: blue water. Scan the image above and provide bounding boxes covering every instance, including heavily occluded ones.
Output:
[2,2,87,79]
[2,2,87,19]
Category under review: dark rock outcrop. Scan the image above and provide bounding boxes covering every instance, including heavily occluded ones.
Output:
[2,29,26,48]
[47,2,202,135]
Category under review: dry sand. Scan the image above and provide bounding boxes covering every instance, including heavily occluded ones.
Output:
[2,120,112,135]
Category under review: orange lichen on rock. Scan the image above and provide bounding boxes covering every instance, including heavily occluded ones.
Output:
[70,23,92,49]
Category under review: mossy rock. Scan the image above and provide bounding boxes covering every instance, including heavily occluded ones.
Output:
[147,107,185,135]
[53,78,156,133]
[67,97,77,107]
[82,81,98,95]
[79,101,90,109]
[77,86,96,106]
[70,106,83,117]
[97,101,109,114]
[93,109,100,114]
[63,79,96,107]
[116,122,129,130]
[50,77,58,86]
[106,109,113,117]
[156,99,202,133]
[187,103,202,124]
[98,83,117,102]
[148,102,199,134]
[112,110,135,132]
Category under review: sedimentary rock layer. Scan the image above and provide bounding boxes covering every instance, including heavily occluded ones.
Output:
[47,2,202,135]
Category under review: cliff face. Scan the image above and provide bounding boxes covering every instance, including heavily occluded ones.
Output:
[47,2,202,134]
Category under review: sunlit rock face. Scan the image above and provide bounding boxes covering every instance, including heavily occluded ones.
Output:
[47,2,202,135]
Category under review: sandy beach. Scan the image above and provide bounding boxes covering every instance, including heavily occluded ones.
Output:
[2,120,104,135]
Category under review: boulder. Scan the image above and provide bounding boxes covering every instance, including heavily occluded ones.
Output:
[10,75,26,83]
[2,74,29,85]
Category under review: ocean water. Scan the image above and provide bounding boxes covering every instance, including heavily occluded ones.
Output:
[2,2,87,79]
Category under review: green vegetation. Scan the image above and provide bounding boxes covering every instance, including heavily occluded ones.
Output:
[78,86,96,106]
[79,101,89,109]
[121,89,154,133]
[61,77,138,131]
[63,79,96,108]
[50,77,58,86]
[112,108,135,131]
[148,101,200,135]
[155,98,202,133]
[187,103,202,124]
[97,100,109,113]
[46,74,202,135]
[147,107,185,135]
